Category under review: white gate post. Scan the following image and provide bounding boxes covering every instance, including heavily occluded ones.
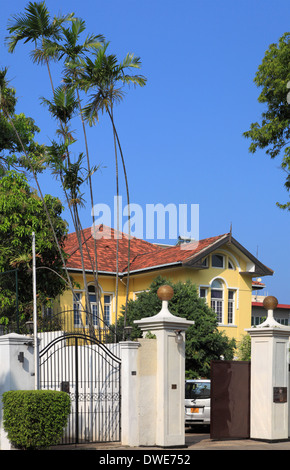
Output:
[119,340,140,446]
[135,285,194,447]
[0,333,35,450]
[246,296,290,441]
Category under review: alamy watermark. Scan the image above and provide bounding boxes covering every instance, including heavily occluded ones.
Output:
[90,196,199,249]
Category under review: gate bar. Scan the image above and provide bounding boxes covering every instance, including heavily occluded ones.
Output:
[32,232,39,390]
[75,336,79,444]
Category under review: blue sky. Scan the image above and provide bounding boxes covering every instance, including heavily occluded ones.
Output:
[1,0,290,303]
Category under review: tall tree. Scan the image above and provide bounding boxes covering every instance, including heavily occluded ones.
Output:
[51,18,105,330]
[6,3,100,331]
[0,171,68,333]
[244,32,290,210]
[42,85,96,334]
[6,2,147,338]
[78,45,146,335]
[0,67,45,174]
[0,67,76,303]
[6,1,73,91]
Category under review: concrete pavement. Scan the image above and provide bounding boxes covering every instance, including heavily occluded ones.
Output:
[50,428,290,451]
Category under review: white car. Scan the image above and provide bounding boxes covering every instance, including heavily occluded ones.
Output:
[185,379,211,427]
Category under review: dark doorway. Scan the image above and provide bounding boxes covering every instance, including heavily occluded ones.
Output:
[210,360,250,439]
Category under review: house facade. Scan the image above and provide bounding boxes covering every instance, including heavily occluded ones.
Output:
[58,224,273,342]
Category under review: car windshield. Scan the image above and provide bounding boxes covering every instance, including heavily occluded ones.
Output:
[185,382,211,399]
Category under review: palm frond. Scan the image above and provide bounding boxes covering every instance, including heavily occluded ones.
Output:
[6,1,74,52]
[41,86,78,123]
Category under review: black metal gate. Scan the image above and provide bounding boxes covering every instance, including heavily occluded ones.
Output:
[210,360,251,440]
[39,332,121,444]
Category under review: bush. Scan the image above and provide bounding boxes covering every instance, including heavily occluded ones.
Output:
[2,390,71,449]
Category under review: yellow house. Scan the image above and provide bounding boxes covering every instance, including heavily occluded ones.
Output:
[58,224,273,342]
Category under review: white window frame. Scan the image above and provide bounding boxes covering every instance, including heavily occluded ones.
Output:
[73,291,83,327]
[210,280,224,324]
[228,258,235,270]
[227,290,235,324]
[212,254,225,269]
[88,292,99,327]
[199,286,208,299]
[103,293,112,326]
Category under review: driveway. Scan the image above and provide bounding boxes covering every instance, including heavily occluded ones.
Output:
[50,426,290,451]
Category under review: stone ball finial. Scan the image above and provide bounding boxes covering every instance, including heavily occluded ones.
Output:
[263,295,278,311]
[157,285,174,301]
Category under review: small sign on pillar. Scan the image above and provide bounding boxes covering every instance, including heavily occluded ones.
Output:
[246,295,290,441]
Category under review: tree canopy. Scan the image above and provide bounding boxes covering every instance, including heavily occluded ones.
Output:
[0,170,68,332]
[244,32,290,210]
[5,2,147,333]
[0,67,45,174]
[112,276,236,379]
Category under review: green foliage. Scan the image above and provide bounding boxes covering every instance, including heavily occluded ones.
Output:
[236,334,251,361]
[2,390,70,449]
[0,170,68,331]
[111,276,236,379]
[244,32,290,210]
[0,67,46,174]
[79,43,147,125]
[6,1,73,57]
[4,1,146,326]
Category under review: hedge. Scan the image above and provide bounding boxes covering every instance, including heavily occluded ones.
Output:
[2,390,71,450]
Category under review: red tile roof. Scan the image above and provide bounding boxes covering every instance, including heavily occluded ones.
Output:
[128,234,227,272]
[252,280,265,287]
[64,224,228,274]
[252,302,290,310]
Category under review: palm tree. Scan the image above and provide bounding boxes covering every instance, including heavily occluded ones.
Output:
[41,85,97,337]
[77,45,146,337]
[6,1,73,91]
[6,3,147,339]
[49,18,105,336]
[6,4,99,333]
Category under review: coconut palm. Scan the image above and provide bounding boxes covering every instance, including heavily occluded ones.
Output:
[77,45,146,336]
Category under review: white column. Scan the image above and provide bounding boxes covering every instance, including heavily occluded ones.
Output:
[135,285,194,447]
[0,333,35,450]
[246,296,290,441]
[119,340,140,447]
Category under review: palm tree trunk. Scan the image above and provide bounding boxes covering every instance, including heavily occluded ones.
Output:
[44,68,96,339]
[76,87,103,340]
[111,106,119,342]
[107,108,131,339]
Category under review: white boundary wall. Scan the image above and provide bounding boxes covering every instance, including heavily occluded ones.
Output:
[0,333,35,450]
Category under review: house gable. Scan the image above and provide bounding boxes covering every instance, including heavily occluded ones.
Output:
[182,234,273,278]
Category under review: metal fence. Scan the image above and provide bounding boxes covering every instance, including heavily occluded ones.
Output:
[39,332,121,444]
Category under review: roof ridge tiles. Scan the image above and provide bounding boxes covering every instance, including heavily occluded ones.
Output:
[63,227,272,277]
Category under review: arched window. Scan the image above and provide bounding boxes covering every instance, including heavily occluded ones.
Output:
[211,279,223,323]
[228,258,235,270]
[88,285,99,326]
[212,254,224,268]
[87,284,112,327]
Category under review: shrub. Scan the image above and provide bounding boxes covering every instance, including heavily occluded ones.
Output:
[2,390,71,449]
